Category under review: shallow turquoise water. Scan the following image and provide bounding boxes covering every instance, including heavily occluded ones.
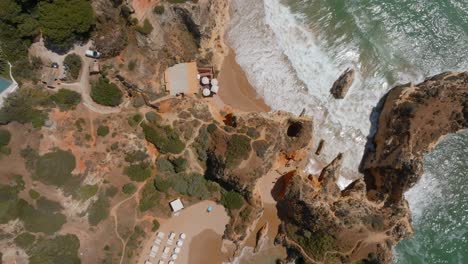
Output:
[0,77,12,93]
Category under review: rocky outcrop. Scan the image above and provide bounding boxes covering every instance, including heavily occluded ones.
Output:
[330,68,355,99]
[361,71,468,203]
[276,72,467,263]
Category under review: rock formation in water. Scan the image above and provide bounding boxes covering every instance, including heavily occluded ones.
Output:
[275,72,468,263]
[330,68,355,99]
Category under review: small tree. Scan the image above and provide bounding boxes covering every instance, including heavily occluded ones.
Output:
[153,5,165,15]
[91,78,123,107]
[135,19,153,35]
[221,191,244,210]
[63,53,82,80]
[97,125,110,137]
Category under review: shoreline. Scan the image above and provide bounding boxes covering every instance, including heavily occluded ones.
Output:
[0,62,18,108]
[217,48,271,113]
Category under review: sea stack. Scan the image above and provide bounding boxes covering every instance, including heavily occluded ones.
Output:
[330,68,355,99]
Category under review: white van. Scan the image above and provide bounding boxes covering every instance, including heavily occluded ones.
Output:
[85,49,101,58]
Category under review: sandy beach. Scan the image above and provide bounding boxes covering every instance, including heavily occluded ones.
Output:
[137,201,229,264]
[218,48,271,112]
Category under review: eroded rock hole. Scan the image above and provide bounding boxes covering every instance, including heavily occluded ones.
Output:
[287,122,303,137]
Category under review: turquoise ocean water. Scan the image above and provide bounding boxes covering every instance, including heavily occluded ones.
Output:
[227,0,467,262]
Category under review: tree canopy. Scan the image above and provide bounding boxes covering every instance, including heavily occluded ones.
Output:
[38,0,95,49]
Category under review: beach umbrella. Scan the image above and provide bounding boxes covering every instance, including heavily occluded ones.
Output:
[197,74,201,80]
[174,247,181,253]
[171,254,178,260]
[169,262,175,264]
[207,206,213,212]
[202,88,211,97]
[201,77,210,85]
[176,240,184,247]
[211,78,219,86]
[180,233,186,240]
[210,85,219,94]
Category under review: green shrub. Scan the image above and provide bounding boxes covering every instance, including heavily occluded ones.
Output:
[135,19,153,35]
[125,150,148,163]
[97,125,110,137]
[91,78,123,107]
[50,89,81,110]
[87,194,110,226]
[171,157,187,173]
[14,232,36,250]
[151,219,160,231]
[0,129,11,146]
[225,134,251,168]
[36,197,63,214]
[105,186,118,198]
[145,111,161,124]
[29,189,40,199]
[21,146,39,171]
[207,123,217,134]
[156,158,175,175]
[153,5,165,14]
[0,87,50,127]
[0,184,23,224]
[252,140,269,158]
[133,113,143,123]
[142,123,185,154]
[27,234,80,264]
[63,53,82,80]
[246,127,260,139]
[79,184,98,200]
[154,177,171,192]
[19,202,66,234]
[34,149,76,187]
[38,0,95,49]
[128,60,137,71]
[221,191,244,210]
[133,96,145,108]
[139,181,160,212]
[124,162,152,182]
[122,183,136,195]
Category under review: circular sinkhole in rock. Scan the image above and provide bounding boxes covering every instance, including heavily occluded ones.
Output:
[287,121,303,137]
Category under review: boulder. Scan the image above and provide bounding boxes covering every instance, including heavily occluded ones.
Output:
[330,68,355,99]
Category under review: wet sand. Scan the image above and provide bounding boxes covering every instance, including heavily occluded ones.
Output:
[218,48,271,112]
[188,229,227,264]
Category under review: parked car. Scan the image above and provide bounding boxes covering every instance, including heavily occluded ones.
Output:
[85,49,101,58]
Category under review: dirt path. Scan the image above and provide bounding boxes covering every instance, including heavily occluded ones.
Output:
[110,183,145,264]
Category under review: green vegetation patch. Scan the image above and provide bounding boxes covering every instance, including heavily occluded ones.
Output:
[50,89,81,110]
[63,53,82,80]
[38,0,95,49]
[135,19,153,35]
[0,184,24,223]
[0,87,51,128]
[29,189,40,200]
[221,191,244,210]
[78,184,98,200]
[14,232,36,250]
[34,149,76,187]
[20,202,66,234]
[97,125,110,137]
[91,78,123,107]
[139,181,161,212]
[0,129,11,146]
[122,183,136,195]
[151,219,160,231]
[87,194,110,226]
[156,157,174,173]
[27,234,81,264]
[142,123,185,154]
[124,162,152,182]
[125,150,148,163]
[286,224,336,261]
[36,197,63,214]
[153,5,165,15]
[225,134,251,168]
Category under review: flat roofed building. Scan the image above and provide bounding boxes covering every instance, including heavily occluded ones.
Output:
[169,198,184,213]
[164,62,198,96]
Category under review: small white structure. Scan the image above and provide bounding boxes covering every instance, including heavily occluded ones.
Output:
[157,232,165,238]
[169,232,176,240]
[163,247,170,254]
[171,254,178,260]
[201,76,210,85]
[211,78,219,86]
[210,85,219,94]
[202,88,211,97]
[151,245,159,252]
[170,199,184,213]
[174,247,181,253]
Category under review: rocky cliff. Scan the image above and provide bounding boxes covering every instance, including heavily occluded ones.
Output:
[276,72,468,263]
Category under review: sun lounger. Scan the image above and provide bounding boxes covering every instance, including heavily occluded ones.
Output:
[149,251,156,258]
[158,261,164,264]
[157,232,165,239]
[151,245,159,252]
[145,261,152,264]
[168,232,176,240]
[179,233,186,240]
[154,239,161,245]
